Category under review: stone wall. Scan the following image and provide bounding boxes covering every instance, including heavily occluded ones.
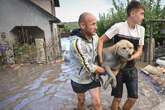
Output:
[0,32,15,64]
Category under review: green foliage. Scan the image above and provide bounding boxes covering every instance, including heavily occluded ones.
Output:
[97,0,127,36]
[63,22,79,32]
[63,25,71,33]
[13,43,36,63]
[140,0,165,41]
[97,0,165,42]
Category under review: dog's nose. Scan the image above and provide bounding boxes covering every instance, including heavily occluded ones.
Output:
[128,54,132,58]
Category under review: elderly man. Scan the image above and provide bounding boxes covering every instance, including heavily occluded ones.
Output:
[69,12,105,110]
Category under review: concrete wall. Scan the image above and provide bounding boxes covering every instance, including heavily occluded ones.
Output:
[30,0,52,14]
[0,0,60,62]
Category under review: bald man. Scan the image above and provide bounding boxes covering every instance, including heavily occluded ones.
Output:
[69,12,105,110]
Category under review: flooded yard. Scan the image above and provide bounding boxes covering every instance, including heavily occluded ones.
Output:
[0,62,165,110]
[0,38,165,110]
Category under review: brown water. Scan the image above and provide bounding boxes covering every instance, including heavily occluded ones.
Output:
[0,62,165,110]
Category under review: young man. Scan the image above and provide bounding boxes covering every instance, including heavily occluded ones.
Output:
[98,1,145,110]
[70,12,105,110]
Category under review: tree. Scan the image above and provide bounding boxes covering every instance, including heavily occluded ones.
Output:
[97,0,165,43]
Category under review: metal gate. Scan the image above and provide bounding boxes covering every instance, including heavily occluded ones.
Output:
[147,20,165,63]
[10,26,46,64]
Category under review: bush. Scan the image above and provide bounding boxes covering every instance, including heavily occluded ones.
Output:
[97,0,165,42]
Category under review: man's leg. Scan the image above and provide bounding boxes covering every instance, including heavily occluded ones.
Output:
[71,80,87,110]
[89,87,102,110]
[77,93,85,110]
[123,67,138,110]
[123,98,137,110]
[111,71,123,110]
[111,97,121,110]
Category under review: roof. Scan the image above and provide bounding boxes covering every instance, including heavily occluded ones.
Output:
[27,0,61,23]
[54,0,60,7]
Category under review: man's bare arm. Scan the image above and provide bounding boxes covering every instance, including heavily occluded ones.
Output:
[130,45,143,60]
[98,35,110,64]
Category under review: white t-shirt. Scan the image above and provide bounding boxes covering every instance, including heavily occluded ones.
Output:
[105,21,145,45]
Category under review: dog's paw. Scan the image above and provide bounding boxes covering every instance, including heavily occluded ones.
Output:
[106,71,117,88]
[99,72,117,89]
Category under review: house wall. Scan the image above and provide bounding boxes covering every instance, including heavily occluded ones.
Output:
[30,0,52,14]
[53,23,61,57]
[0,0,60,62]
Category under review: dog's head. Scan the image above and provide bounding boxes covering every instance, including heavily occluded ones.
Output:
[114,40,134,60]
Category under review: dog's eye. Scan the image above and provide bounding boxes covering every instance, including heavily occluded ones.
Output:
[122,47,126,49]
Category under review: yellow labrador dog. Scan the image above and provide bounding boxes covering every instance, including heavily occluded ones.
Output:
[100,40,134,89]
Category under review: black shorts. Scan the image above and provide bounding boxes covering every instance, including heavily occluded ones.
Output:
[71,79,101,93]
[111,67,138,98]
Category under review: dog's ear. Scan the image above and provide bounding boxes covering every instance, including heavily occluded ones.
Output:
[111,43,119,55]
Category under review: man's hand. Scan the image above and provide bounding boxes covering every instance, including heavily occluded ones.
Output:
[128,55,134,61]
[128,45,143,61]
[95,65,105,74]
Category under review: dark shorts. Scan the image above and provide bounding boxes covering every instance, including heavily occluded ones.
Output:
[71,79,101,93]
[111,66,138,98]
